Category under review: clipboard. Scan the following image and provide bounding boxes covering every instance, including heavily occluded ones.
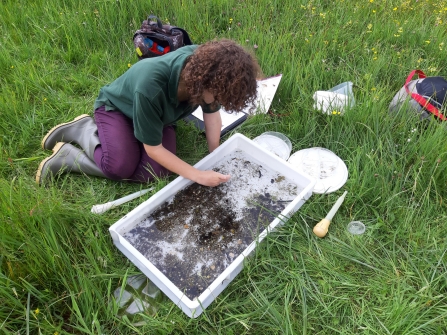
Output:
[184,74,283,137]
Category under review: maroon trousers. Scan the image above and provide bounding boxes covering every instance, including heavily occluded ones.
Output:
[93,106,176,183]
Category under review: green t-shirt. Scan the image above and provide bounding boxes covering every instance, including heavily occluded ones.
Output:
[94,45,218,146]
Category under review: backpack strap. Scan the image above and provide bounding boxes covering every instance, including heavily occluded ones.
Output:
[172,27,193,45]
[147,14,163,28]
[405,70,447,121]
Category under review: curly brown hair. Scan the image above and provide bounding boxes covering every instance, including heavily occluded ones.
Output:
[182,39,261,113]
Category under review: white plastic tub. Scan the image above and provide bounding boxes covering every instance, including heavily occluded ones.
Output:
[109,133,316,318]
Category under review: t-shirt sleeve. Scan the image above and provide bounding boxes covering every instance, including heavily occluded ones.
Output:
[133,91,164,146]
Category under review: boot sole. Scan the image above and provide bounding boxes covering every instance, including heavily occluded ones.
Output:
[36,142,66,184]
[41,114,91,150]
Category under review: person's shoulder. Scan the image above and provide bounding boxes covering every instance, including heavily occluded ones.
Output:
[175,45,198,55]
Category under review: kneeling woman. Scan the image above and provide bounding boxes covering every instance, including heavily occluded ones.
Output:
[37,39,260,187]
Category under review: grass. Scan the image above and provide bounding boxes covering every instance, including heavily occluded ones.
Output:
[1,0,447,333]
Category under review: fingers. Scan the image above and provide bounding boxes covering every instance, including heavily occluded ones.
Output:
[218,174,231,183]
[196,171,231,187]
[210,173,230,187]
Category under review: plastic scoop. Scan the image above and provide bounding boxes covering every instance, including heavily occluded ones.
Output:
[313,191,348,238]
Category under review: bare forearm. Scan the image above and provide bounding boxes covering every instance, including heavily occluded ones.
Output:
[144,144,200,181]
[143,144,231,186]
[203,111,222,152]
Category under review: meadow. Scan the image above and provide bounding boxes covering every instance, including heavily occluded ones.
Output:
[1,0,446,333]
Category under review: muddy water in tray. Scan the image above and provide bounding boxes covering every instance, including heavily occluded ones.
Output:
[123,150,302,300]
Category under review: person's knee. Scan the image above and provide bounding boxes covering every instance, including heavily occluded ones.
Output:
[100,156,138,180]
[149,162,171,178]
[128,162,171,183]
[162,126,176,154]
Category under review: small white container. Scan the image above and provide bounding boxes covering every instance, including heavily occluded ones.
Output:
[109,134,316,318]
[313,81,355,115]
[328,81,354,97]
[253,131,292,160]
[347,221,366,235]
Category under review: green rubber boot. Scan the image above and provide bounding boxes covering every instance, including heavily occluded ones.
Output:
[36,142,105,185]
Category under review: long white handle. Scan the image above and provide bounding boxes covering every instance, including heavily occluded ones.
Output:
[91,187,154,214]
[325,190,348,221]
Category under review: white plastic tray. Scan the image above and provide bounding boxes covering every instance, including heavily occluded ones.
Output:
[109,133,316,318]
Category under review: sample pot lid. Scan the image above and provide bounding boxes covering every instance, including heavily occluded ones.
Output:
[288,147,348,194]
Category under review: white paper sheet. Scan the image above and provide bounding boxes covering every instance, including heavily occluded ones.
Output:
[191,74,282,130]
